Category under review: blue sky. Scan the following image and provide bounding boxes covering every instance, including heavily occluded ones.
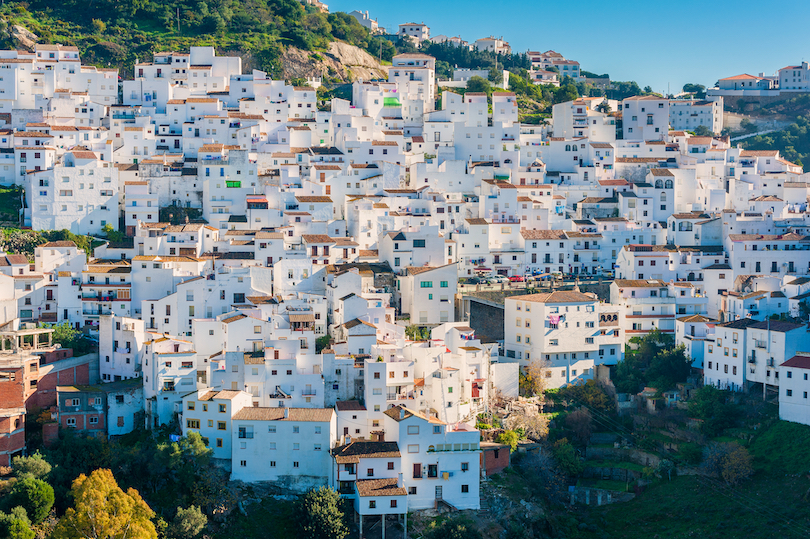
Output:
[328,0,810,93]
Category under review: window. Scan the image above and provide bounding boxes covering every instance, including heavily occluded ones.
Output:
[408,425,419,435]
[461,484,469,493]
[369,501,376,509]
[390,500,398,508]
[461,462,469,472]
[217,421,226,430]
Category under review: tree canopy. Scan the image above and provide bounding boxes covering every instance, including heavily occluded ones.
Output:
[53,469,157,539]
[294,487,348,539]
[613,329,692,394]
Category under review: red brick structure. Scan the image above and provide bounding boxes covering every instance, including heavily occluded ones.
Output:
[29,359,92,410]
[0,324,53,466]
[480,442,510,476]
[57,386,107,433]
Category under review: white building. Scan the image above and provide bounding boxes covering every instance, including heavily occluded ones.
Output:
[779,353,810,425]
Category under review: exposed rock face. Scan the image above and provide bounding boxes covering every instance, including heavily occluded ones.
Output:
[11,25,37,51]
[282,41,387,83]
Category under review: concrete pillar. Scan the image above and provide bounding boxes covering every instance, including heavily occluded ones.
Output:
[359,515,363,539]
[597,491,603,506]
[585,489,590,505]
[570,491,575,505]
[404,511,407,539]
[381,514,385,539]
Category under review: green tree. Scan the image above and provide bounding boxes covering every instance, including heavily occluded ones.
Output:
[47,322,82,352]
[688,386,740,436]
[682,83,706,98]
[5,478,54,525]
[91,19,106,33]
[646,344,692,391]
[694,125,714,136]
[488,69,503,86]
[169,506,207,539]
[102,223,124,242]
[424,517,483,539]
[496,430,519,452]
[0,507,34,539]
[466,76,491,95]
[11,452,52,480]
[315,335,331,353]
[53,469,157,539]
[550,438,583,477]
[294,487,348,539]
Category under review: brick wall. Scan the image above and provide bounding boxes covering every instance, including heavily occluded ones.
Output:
[28,357,93,410]
[0,415,25,466]
[0,366,26,466]
[480,445,510,476]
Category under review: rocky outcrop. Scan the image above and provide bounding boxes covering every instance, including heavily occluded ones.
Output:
[281,41,387,83]
[11,25,37,51]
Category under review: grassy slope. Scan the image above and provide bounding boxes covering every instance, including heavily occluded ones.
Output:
[0,186,21,222]
[585,420,810,539]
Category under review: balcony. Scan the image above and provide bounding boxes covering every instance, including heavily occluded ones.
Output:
[82,308,112,317]
[754,340,767,349]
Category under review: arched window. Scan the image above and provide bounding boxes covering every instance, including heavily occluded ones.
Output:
[665,179,673,189]
[565,145,571,151]
[655,179,663,188]
[660,192,666,202]
[428,445,435,452]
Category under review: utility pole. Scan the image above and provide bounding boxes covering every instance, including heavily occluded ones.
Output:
[177,8,180,33]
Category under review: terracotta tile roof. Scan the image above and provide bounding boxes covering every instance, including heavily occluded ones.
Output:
[295,196,333,203]
[383,405,445,424]
[233,407,334,422]
[509,290,595,304]
[520,229,566,239]
[355,478,407,497]
[614,279,667,288]
[781,353,810,369]
[332,441,400,463]
[336,400,367,412]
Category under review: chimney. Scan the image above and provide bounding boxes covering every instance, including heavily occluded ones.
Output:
[284,408,289,419]
[399,407,405,420]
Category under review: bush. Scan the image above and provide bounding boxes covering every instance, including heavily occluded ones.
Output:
[550,438,583,477]
[0,507,34,539]
[423,517,483,539]
[701,442,753,486]
[170,505,207,539]
[11,452,51,480]
[5,477,54,524]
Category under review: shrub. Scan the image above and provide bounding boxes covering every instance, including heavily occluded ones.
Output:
[5,477,54,524]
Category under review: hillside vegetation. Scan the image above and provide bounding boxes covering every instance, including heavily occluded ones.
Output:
[0,0,395,79]
[739,116,810,168]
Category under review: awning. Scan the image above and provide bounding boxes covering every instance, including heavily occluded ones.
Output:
[289,313,315,323]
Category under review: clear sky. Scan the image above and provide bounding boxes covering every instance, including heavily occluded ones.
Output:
[328,0,810,93]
